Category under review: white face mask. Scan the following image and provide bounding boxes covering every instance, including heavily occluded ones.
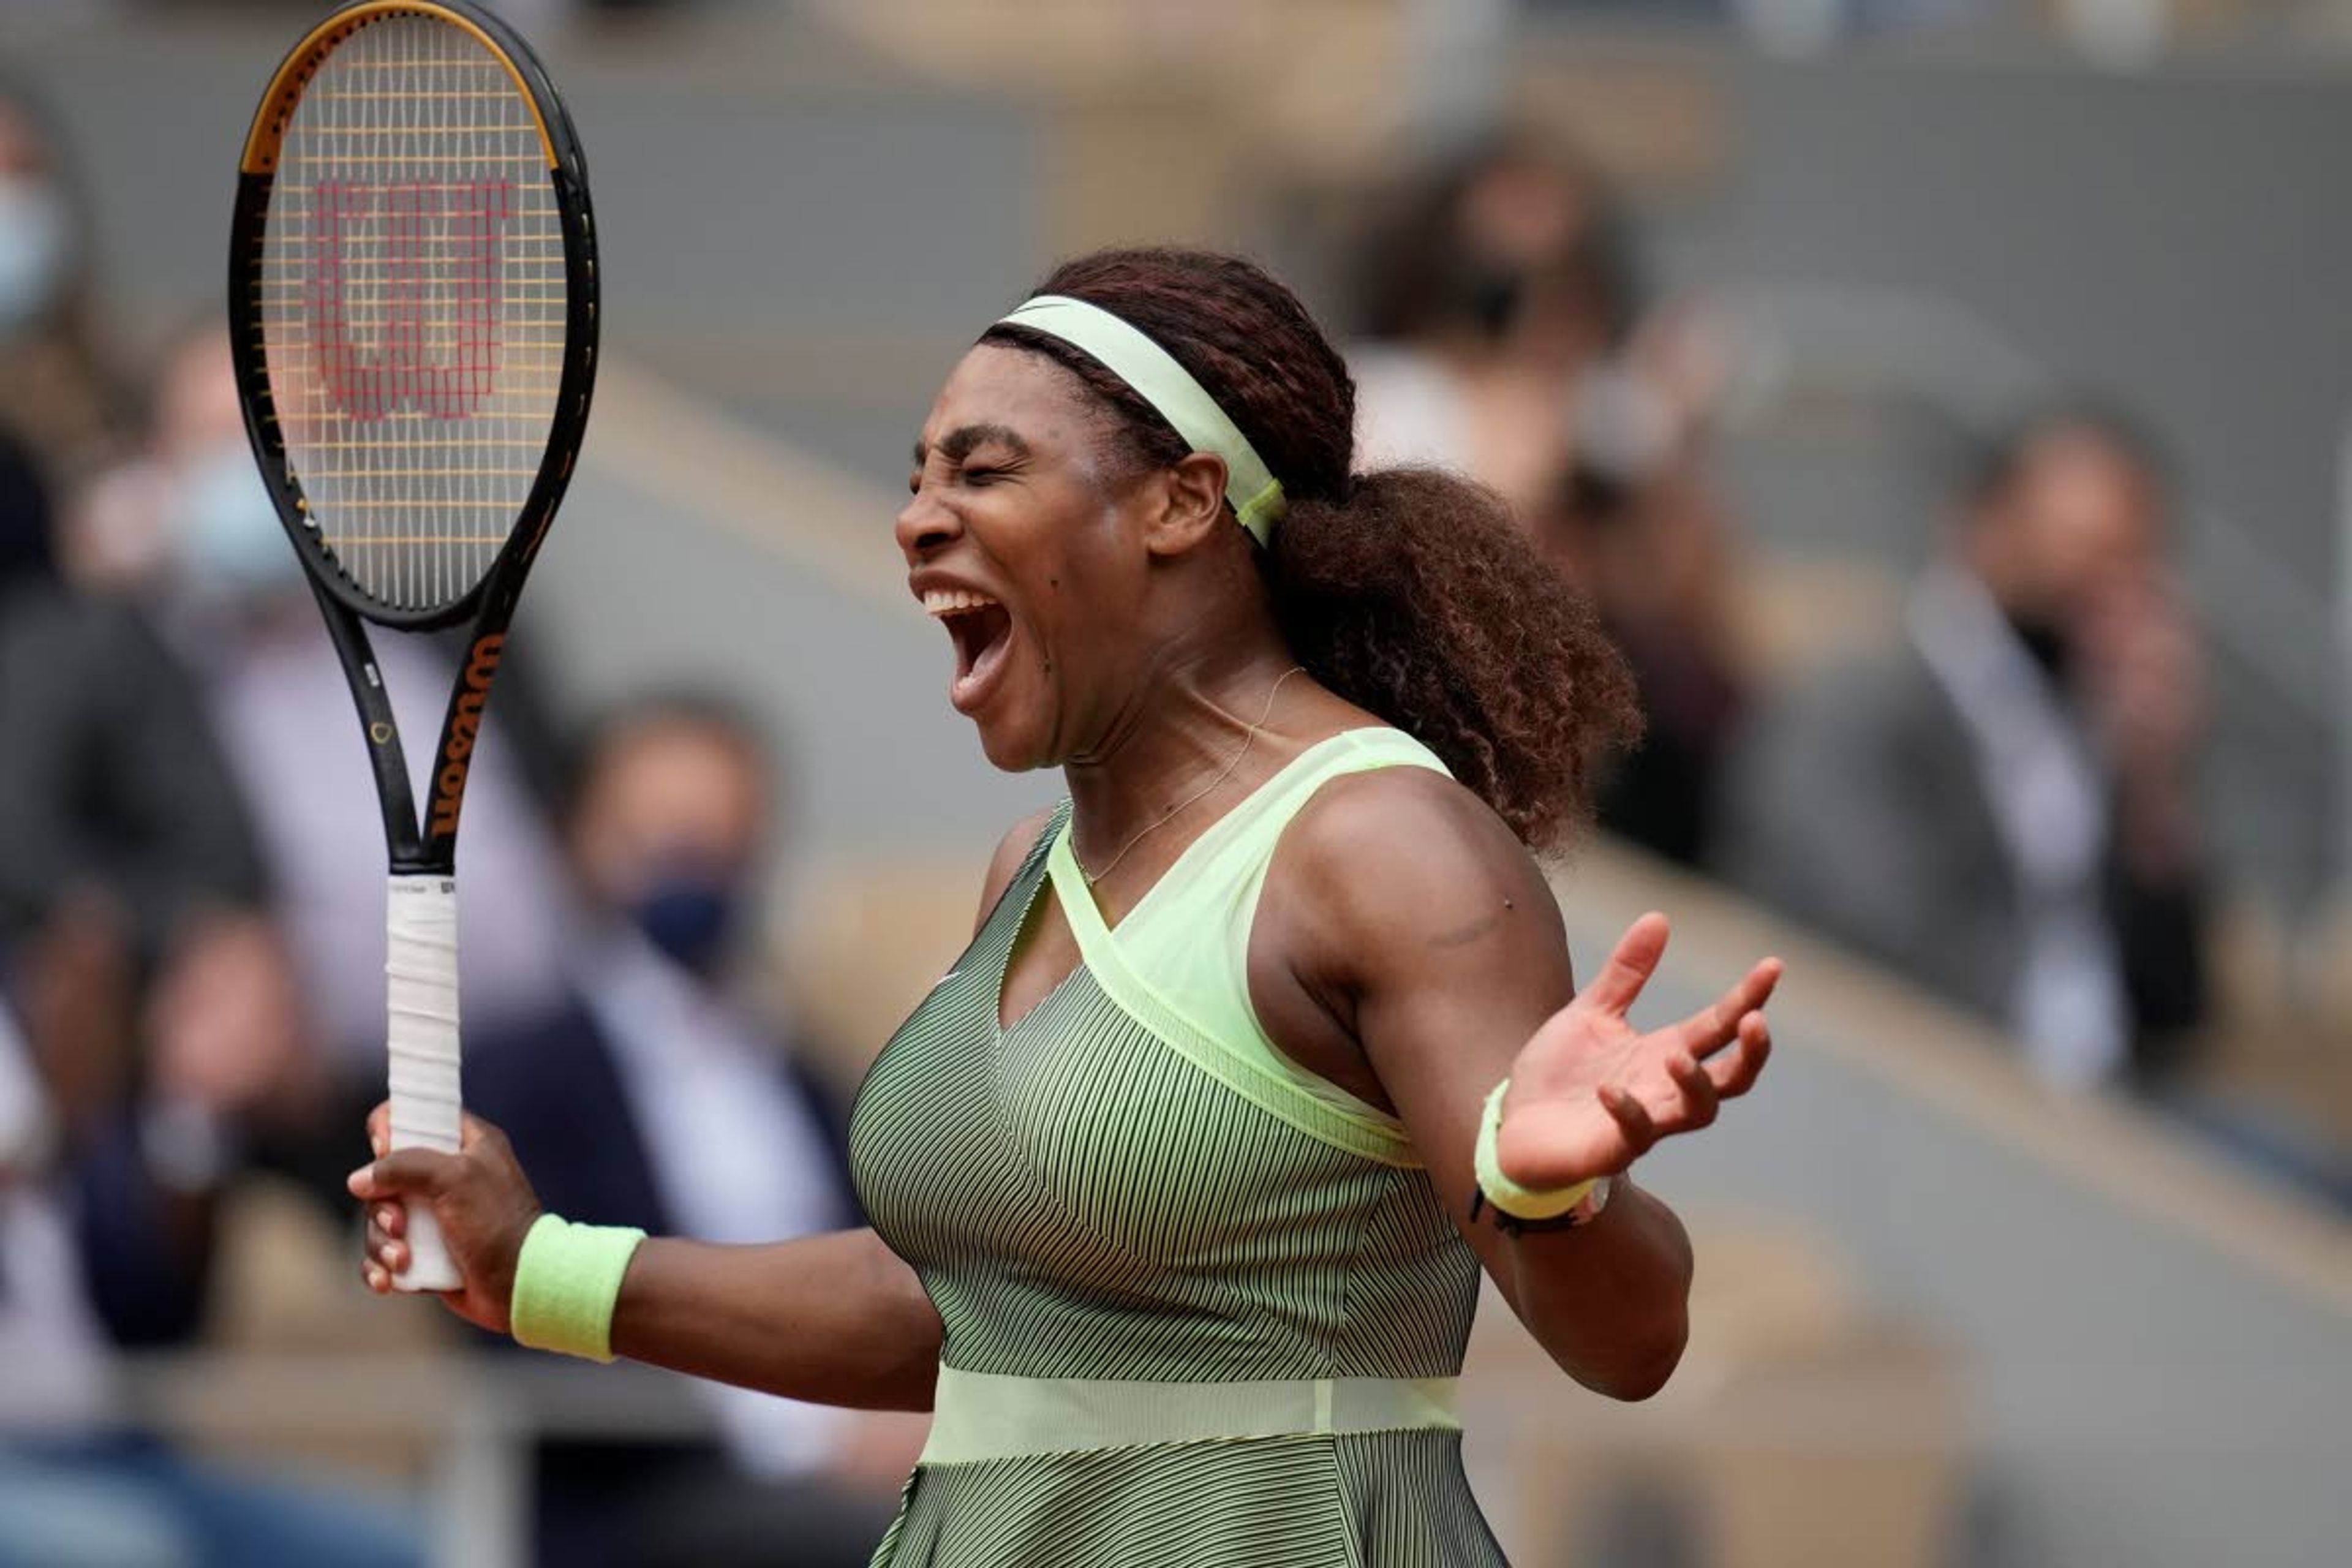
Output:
[174,440,299,602]
[0,179,69,334]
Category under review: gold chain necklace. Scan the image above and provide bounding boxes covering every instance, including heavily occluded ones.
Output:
[1071,666,1306,886]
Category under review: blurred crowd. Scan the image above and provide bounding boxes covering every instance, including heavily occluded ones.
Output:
[0,26,2345,1567]
[1342,132,2214,1087]
[1338,129,2350,1205]
[0,75,916,1567]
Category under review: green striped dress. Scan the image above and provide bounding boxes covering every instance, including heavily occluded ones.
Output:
[850,728,1510,1567]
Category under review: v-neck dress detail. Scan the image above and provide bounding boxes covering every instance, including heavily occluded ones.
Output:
[850,727,1507,1567]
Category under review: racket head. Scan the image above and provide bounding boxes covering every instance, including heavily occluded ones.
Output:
[229,0,597,633]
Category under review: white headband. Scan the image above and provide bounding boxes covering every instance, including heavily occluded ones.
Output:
[993,294,1286,547]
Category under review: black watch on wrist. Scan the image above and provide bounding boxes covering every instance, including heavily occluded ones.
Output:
[1469,1174,1615,1237]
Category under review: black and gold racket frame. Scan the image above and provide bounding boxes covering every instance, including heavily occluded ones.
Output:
[227,0,597,878]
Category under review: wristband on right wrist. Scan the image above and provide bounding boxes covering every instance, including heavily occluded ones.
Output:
[508,1213,646,1363]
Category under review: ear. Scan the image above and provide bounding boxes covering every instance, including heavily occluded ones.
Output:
[1140,452,1231,560]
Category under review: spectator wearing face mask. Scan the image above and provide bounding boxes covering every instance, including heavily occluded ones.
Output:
[0,79,126,493]
[0,406,413,1567]
[80,326,575,1165]
[1717,402,2207,1090]
[1347,134,1752,866]
[0,141,269,986]
[1348,132,1642,522]
[0,419,268,968]
[462,694,903,1568]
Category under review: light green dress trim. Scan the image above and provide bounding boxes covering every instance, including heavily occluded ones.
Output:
[919,1367,1461,1466]
[1042,727,1453,1170]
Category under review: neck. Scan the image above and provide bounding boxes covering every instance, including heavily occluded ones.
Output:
[1062,625,1302,877]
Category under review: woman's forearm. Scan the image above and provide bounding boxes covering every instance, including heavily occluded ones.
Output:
[610,1227,943,1411]
[1501,1177,1693,1401]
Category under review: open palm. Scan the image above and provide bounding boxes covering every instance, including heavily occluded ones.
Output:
[1495,913,1780,1191]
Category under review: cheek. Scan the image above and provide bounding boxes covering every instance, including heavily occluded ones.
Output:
[971,473,1149,742]
[999,506,1130,654]
[1053,497,1155,610]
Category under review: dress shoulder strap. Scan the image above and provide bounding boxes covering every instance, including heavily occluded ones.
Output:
[976,799,1071,944]
[1190,726,1451,882]
[1047,728,1453,1166]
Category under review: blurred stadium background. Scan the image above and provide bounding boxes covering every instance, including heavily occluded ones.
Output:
[2,1,2350,1564]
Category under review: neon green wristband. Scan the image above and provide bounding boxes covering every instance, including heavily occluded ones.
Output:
[508,1213,646,1363]
[1472,1078,1596,1222]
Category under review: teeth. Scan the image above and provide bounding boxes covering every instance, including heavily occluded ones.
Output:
[921,588,1000,617]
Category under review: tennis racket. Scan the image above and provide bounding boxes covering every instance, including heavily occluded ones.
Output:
[228,0,597,1291]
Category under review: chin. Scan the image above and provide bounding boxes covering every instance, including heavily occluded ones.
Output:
[970,704,1055,775]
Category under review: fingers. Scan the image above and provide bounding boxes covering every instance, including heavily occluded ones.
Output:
[346,1146,459,1202]
[356,1110,502,1299]
[368,1227,409,1277]
[1598,1082,1657,1156]
[1577,1008,1770,1180]
[1677,956,1784,1060]
[360,1204,410,1294]
[1667,1051,1719,1128]
[1708,1012,1772,1098]
[360,1105,401,1294]
[1583,912,1671,1016]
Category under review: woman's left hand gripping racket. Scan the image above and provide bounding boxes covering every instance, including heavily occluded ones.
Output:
[228,1,597,1291]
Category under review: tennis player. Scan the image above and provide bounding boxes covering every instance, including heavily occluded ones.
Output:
[352,247,1779,1566]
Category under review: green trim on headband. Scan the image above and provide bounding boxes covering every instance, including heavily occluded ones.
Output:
[995,294,1287,547]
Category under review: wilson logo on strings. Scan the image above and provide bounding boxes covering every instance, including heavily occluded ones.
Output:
[309,179,512,421]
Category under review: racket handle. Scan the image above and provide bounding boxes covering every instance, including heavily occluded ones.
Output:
[386,874,463,1293]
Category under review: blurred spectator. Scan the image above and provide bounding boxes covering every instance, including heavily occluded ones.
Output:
[1350,131,1640,518]
[1,429,390,1555]
[0,428,270,965]
[83,325,576,1159]
[1349,135,1749,863]
[1718,403,2208,1090]
[1536,307,1749,865]
[466,694,906,1568]
[1,967,419,1568]
[0,325,325,1328]
[0,421,50,590]
[0,78,126,493]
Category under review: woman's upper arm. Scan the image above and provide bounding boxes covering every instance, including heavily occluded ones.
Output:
[1280,772,1576,1278]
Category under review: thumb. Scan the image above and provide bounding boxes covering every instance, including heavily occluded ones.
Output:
[1581,911,1670,1017]
[347,1147,460,1202]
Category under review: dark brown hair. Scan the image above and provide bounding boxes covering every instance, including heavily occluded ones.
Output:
[981,247,1639,852]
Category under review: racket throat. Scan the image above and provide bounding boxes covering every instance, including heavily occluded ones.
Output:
[424,632,506,844]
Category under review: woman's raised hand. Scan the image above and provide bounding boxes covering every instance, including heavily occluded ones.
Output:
[1496,913,1778,1192]
[348,1104,543,1334]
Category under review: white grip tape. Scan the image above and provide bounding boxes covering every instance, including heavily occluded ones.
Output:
[386,874,462,1292]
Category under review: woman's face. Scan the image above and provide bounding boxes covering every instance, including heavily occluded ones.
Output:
[900,344,1157,771]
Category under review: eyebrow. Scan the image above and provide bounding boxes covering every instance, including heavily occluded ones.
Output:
[911,423,1032,468]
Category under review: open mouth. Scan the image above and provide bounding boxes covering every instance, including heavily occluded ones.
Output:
[924,589,1015,713]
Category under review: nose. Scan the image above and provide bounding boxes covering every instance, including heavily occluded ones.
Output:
[895,483,962,564]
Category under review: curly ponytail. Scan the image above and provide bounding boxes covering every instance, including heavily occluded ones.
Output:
[981,247,1640,852]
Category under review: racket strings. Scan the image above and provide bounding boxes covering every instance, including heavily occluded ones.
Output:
[257,13,565,614]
